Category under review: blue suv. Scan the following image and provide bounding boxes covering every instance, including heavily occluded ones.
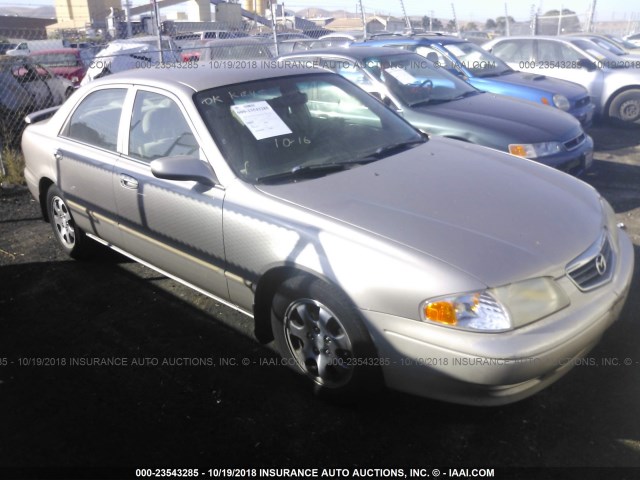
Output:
[354,35,595,126]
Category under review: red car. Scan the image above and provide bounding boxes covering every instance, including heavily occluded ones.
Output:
[28,48,93,87]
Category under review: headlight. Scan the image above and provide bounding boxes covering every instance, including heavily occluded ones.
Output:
[422,277,570,332]
[509,141,562,158]
[552,94,570,111]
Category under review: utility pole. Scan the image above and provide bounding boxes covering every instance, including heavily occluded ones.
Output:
[557,5,562,35]
[124,0,132,38]
[399,0,412,33]
[271,2,279,55]
[357,0,367,40]
[586,0,597,32]
[153,0,164,62]
[529,4,537,35]
[450,3,459,35]
[504,3,510,36]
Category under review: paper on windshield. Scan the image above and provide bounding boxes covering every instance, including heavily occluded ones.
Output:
[230,101,292,140]
[385,67,418,85]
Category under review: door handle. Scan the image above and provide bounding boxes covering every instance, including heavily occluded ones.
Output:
[53,150,62,161]
[120,174,139,189]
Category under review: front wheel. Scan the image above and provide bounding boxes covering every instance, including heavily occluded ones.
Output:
[271,275,382,400]
[608,89,640,123]
[46,185,94,259]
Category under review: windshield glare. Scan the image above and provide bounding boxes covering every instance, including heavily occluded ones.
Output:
[364,54,477,106]
[195,73,423,183]
[443,42,511,77]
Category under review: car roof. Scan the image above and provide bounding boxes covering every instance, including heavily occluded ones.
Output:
[203,37,269,46]
[490,35,572,40]
[363,35,466,45]
[88,62,324,92]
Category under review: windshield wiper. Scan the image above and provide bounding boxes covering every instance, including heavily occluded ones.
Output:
[359,138,427,161]
[451,90,479,101]
[255,163,350,184]
[409,96,459,107]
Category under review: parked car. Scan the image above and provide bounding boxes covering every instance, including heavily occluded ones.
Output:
[197,37,273,61]
[355,35,595,126]
[174,30,248,46]
[0,42,18,55]
[624,32,640,47]
[483,35,640,123]
[566,33,640,54]
[0,55,74,144]
[81,39,181,85]
[280,47,593,175]
[565,33,640,61]
[5,41,30,56]
[29,48,93,87]
[21,64,633,405]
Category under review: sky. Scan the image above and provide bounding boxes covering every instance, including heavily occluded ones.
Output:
[0,0,638,23]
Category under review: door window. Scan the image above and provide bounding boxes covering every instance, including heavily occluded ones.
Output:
[128,90,201,162]
[62,88,126,151]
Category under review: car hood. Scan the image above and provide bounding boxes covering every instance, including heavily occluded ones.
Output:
[478,70,588,99]
[257,137,602,287]
[410,92,582,147]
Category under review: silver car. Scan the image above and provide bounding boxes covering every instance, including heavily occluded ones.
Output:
[22,65,633,405]
[483,35,640,123]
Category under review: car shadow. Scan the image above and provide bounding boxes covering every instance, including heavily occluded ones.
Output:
[1,250,640,468]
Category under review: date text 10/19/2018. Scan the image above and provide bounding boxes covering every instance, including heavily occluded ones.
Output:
[135,468,496,478]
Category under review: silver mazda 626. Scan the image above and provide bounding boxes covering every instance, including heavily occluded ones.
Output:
[22,64,633,405]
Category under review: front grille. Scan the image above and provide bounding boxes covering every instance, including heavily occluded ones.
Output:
[563,133,586,151]
[575,96,591,109]
[566,232,614,291]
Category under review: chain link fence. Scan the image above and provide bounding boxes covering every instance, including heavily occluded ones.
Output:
[2,10,638,175]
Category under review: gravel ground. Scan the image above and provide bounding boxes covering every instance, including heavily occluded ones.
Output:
[0,121,639,479]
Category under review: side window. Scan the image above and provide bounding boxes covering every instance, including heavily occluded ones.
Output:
[491,40,533,63]
[63,88,126,151]
[414,46,451,68]
[556,43,583,62]
[128,91,201,162]
[320,59,373,87]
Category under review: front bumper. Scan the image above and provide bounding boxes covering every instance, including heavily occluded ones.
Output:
[537,133,594,177]
[361,227,634,406]
[569,100,596,127]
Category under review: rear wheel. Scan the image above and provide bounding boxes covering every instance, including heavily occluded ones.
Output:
[271,274,382,400]
[46,185,94,259]
[608,89,640,123]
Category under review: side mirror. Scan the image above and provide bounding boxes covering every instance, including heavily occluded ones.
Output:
[577,58,597,71]
[151,156,216,186]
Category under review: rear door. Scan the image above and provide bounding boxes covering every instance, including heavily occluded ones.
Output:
[56,86,127,244]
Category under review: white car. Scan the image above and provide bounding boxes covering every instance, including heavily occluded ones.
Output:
[6,41,30,56]
[484,35,640,123]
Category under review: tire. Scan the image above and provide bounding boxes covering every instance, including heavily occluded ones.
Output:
[271,274,382,400]
[46,185,94,259]
[608,89,640,123]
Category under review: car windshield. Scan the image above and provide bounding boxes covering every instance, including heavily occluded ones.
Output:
[442,41,512,77]
[570,39,630,68]
[362,53,478,107]
[589,37,627,56]
[195,72,424,184]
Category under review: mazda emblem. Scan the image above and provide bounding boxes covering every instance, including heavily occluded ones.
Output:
[595,254,607,275]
